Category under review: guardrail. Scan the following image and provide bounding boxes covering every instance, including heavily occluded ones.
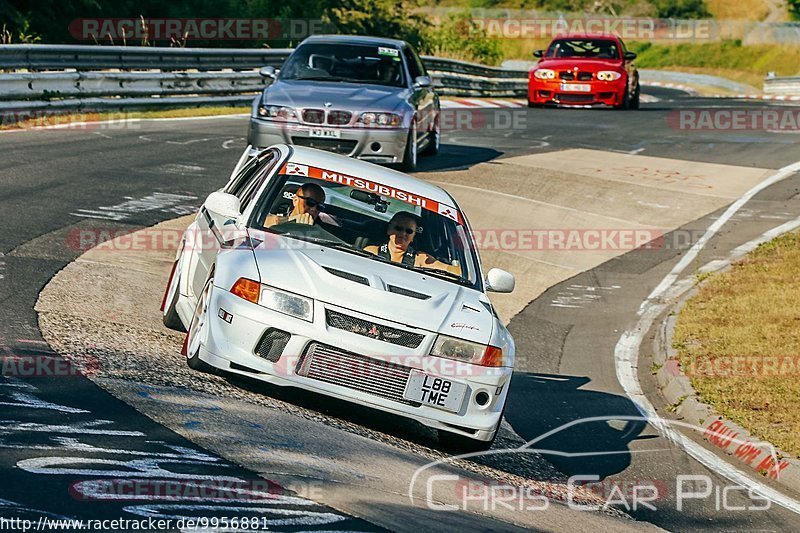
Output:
[0,44,529,115]
[764,76,800,96]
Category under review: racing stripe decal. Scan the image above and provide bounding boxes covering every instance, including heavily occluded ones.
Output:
[279,163,464,224]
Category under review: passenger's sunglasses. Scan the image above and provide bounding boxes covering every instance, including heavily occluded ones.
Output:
[296,194,323,209]
[392,225,415,235]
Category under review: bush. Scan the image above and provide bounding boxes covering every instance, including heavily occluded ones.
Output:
[651,0,711,19]
[323,0,430,50]
[424,12,503,65]
[789,0,800,20]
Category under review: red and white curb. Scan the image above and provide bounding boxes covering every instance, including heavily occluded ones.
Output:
[440,98,527,109]
[710,94,800,102]
[441,94,659,109]
[616,160,800,515]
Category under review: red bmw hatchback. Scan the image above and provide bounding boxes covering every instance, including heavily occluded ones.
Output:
[528,34,640,109]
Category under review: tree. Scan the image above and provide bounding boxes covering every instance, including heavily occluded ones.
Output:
[322,0,430,49]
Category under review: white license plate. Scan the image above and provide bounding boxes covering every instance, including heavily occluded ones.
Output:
[403,370,467,413]
[309,128,341,138]
[560,83,592,92]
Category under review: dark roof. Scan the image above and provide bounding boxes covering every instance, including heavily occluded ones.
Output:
[300,35,408,48]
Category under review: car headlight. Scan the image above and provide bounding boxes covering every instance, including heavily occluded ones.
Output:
[230,278,313,322]
[257,105,299,122]
[430,334,504,367]
[533,69,556,80]
[357,112,402,127]
[597,71,622,81]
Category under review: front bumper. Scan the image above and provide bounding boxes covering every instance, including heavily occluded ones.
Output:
[528,79,626,107]
[199,285,511,441]
[248,118,409,164]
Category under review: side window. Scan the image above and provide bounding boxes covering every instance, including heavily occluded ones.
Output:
[410,46,427,77]
[239,150,279,212]
[403,47,424,81]
[225,158,260,198]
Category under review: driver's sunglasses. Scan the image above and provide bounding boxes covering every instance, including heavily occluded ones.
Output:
[393,225,415,235]
[296,194,323,209]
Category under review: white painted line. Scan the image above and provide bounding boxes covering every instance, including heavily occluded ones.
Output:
[433,181,652,226]
[614,160,800,516]
[646,161,800,304]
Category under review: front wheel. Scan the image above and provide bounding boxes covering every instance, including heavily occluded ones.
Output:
[629,83,640,110]
[400,122,417,172]
[421,122,439,156]
[162,248,186,331]
[185,274,215,373]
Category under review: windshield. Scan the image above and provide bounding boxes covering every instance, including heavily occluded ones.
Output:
[545,39,619,60]
[279,43,406,88]
[249,168,480,288]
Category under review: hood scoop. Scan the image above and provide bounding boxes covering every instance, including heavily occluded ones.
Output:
[387,285,431,300]
[323,267,369,286]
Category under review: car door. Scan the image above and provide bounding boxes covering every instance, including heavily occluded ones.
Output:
[189,150,279,298]
[404,46,435,146]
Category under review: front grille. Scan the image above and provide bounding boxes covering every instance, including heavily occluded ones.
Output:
[388,285,430,300]
[326,309,424,348]
[557,94,594,103]
[302,109,325,124]
[296,342,414,404]
[327,110,352,125]
[290,137,357,155]
[323,267,369,286]
[560,71,593,81]
[254,328,291,362]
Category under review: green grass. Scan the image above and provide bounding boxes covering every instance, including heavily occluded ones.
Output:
[673,230,800,456]
[1,106,249,130]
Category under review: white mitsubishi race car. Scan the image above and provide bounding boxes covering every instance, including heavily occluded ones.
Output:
[161,144,516,450]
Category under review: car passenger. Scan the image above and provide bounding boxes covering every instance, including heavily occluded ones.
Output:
[364,211,462,275]
[264,183,325,227]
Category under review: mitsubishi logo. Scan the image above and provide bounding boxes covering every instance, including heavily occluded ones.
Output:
[368,325,379,337]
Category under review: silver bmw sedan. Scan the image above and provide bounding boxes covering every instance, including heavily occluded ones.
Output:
[248,35,440,171]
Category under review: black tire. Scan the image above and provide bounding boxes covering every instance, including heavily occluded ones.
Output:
[630,83,640,110]
[400,122,417,172]
[162,258,186,332]
[185,274,216,373]
[527,100,540,108]
[616,78,631,110]
[421,124,439,156]
[438,428,497,453]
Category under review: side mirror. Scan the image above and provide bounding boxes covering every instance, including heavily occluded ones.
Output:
[259,66,277,79]
[205,191,242,220]
[485,268,515,293]
[624,51,637,61]
[533,50,544,58]
[414,75,432,88]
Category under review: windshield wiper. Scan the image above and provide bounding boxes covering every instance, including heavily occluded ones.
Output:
[409,265,470,285]
[293,76,347,82]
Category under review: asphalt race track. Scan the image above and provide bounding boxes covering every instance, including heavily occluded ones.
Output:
[2,86,800,531]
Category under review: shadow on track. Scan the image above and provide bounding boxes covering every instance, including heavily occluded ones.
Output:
[504,373,649,480]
